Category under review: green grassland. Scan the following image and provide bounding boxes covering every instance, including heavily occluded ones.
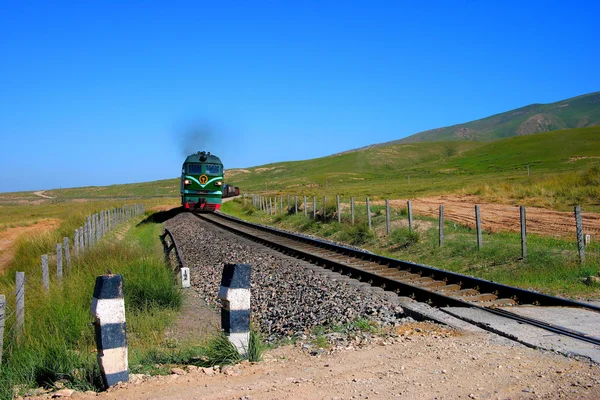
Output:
[222,198,600,300]
[225,126,600,211]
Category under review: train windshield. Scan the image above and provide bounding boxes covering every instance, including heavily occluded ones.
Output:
[205,164,222,175]
[187,164,203,174]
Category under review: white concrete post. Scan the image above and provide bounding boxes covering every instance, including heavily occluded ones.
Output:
[218,264,251,355]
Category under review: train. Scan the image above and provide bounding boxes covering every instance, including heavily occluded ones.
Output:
[180,151,239,211]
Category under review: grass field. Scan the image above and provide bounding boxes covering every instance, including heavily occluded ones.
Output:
[222,198,600,300]
[224,126,600,211]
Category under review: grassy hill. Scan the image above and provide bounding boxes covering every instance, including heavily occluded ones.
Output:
[226,126,600,210]
[345,91,600,148]
[2,126,599,212]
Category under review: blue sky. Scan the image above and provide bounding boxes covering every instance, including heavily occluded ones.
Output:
[1,1,598,193]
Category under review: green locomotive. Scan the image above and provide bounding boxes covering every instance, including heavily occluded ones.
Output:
[180,151,224,211]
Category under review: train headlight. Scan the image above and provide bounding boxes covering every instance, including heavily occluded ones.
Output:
[214,181,222,186]
[184,179,191,185]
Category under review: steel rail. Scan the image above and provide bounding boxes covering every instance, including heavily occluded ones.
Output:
[193,211,600,345]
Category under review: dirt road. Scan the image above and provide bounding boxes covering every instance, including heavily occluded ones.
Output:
[77,327,600,399]
[0,220,60,273]
[382,195,600,238]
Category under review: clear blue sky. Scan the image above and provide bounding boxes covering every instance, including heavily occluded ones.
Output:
[1,1,598,193]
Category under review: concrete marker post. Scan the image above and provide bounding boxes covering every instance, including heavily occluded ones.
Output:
[575,205,585,264]
[520,206,527,260]
[91,274,128,388]
[366,197,372,231]
[56,243,63,283]
[42,255,49,293]
[439,205,444,247]
[180,267,191,288]
[475,205,482,250]
[386,199,390,235]
[218,264,251,355]
[64,237,71,273]
[407,200,413,233]
[16,272,24,339]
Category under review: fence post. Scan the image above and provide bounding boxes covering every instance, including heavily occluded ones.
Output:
[351,196,355,225]
[520,206,527,260]
[218,263,251,355]
[323,196,326,220]
[56,243,63,283]
[269,198,273,215]
[91,274,128,388]
[575,205,585,264]
[475,205,482,250]
[0,294,4,365]
[337,195,341,223]
[366,197,372,230]
[439,205,444,247]
[407,200,413,232]
[386,199,390,235]
[74,229,80,256]
[313,196,316,219]
[64,237,71,273]
[304,196,307,217]
[280,196,283,215]
[42,254,49,293]
[16,272,24,339]
[295,196,298,214]
[287,194,290,210]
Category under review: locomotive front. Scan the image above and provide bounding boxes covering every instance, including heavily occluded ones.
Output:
[181,151,224,211]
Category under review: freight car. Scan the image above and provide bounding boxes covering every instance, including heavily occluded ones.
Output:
[221,184,240,198]
[180,151,224,211]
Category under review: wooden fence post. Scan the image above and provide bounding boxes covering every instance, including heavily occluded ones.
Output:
[439,205,444,247]
[16,272,24,339]
[42,254,49,293]
[269,198,273,215]
[386,199,390,235]
[64,237,71,272]
[475,205,482,250]
[337,195,341,223]
[520,206,527,260]
[407,200,413,232]
[295,196,298,214]
[304,196,307,217]
[366,197,372,230]
[323,196,326,220]
[0,294,4,365]
[351,196,355,225]
[280,196,283,215]
[313,196,316,219]
[56,243,63,282]
[575,205,585,263]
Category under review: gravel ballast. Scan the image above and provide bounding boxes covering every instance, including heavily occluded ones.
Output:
[163,212,409,343]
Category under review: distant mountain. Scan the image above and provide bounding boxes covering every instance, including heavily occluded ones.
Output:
[343,92,600,153]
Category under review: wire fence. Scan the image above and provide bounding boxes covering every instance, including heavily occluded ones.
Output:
[0,204,145,366]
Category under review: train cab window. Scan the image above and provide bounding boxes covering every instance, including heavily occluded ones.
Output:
[205,164,221,175]
[187,164,202,174]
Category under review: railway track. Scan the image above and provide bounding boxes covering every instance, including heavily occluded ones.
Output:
[193,211,600,347]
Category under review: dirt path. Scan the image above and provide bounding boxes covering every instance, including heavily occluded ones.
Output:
[0,220,61,273]
[32,191,55,199]
[77,328,600,399]
[380,195,600,238]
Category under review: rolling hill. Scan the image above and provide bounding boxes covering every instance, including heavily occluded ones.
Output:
[341,92,600,153]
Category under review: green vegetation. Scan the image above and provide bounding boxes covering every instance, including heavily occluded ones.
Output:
[223,198,600,299]
[0,205,264,399]
[224,126,600,211]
